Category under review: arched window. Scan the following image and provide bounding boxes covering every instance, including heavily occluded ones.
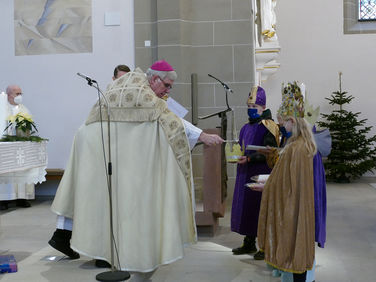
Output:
[359,0,376,21]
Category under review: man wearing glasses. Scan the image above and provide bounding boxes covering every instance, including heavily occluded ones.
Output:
[146,60,224,148]
[110,60,223,148]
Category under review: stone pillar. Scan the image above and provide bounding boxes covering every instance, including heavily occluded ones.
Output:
[134,0,256,234]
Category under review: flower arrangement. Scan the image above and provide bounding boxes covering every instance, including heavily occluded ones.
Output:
[1,112,46,142]
[5,112,38,136]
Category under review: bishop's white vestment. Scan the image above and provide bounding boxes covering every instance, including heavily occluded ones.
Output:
[51,69,197,272]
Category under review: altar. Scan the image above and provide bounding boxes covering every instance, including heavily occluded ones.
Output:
[0,141,48,185]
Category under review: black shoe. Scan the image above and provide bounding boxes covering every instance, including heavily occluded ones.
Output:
[48,229,80,259]
[232,236,257,255]
[0,201,9,210]
[16,199,31,208]
[232,245,258,255]
[253,250,265,260]
[95,259,111,268]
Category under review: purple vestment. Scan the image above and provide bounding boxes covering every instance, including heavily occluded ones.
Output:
[231,122,272,237]
[312,126,327,248]
[313,152,327,248]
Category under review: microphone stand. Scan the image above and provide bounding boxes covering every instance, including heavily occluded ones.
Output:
[200,74,233,130]
[208,74,232,108]
[197,74,234,202]
[82,78,130,282]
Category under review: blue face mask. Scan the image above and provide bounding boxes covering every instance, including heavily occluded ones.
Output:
[280,126,292,139]
[248,108,260,119]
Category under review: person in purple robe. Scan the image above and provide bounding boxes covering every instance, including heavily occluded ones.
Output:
[231,86,279,260]
[312,126,328,249]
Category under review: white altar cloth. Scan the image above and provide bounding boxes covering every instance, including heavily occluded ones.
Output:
[0,141,48,184]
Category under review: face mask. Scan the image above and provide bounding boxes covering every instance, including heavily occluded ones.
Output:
[14,95,23,105]
[248,108,260,119]
[280,126,292,139]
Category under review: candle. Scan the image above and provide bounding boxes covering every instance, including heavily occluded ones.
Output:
[300,83,306,100]
[0,91,8,137]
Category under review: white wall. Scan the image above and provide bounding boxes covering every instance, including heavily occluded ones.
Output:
[263,0,376,175]
[0,0,135,168]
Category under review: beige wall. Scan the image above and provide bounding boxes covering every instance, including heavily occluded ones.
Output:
[0,0,135,169]
[134,0,255,200]
[264,0,376,177]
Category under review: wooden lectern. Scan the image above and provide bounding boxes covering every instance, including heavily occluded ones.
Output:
[195,128,227,234]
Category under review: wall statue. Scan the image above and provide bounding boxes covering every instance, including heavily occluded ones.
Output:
[255,0,278,47]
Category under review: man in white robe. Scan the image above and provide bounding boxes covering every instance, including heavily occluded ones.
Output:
[112,61,219,148]
[0,85,34,210]
[48,61,223,274]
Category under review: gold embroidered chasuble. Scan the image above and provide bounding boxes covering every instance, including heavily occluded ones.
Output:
[86,68,193,190]
[52,68,196,272]
[257,137,315,273]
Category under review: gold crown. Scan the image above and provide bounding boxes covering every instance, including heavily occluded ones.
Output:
[277,81,305,118]
[225,142,244,163]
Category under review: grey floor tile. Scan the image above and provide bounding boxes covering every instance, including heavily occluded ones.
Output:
[0,182,375,281]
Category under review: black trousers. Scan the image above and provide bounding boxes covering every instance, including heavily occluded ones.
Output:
[293,271,307,282]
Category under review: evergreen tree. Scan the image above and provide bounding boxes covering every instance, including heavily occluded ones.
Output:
[318,72,376,182]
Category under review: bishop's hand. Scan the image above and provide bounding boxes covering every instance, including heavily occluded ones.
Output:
[199,132,224,146]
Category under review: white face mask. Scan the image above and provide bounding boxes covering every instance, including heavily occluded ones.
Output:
[14,95,23,105]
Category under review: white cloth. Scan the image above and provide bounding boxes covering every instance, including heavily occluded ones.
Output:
[51,121,197,272]
[0,183,34,200]
[56,118,200,229]
[182,119,202,150]
[0,103,35,200]
[55,117,200,233]
[6,103,29,115]
[0,141,48,175]
[0,166,46,185]
[162,97,201,150]
[56,215,73,230]
[166,97,188,118]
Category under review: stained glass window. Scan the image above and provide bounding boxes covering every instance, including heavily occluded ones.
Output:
[359,0,376,21]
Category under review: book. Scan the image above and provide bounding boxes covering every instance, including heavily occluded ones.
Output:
[251,174,270,183]
[246,145,280,151]
[167,97,188,118]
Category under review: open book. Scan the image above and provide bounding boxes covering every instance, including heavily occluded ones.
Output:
[246,145,280,151]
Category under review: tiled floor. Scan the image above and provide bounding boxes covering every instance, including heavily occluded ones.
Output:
[0,182,376,281]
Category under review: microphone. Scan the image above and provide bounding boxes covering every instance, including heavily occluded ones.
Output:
[208,74,233,93]
[77,72,97,84]
[224,84,233,93]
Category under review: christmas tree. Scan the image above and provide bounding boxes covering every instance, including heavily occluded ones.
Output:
[318,72,376,182]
